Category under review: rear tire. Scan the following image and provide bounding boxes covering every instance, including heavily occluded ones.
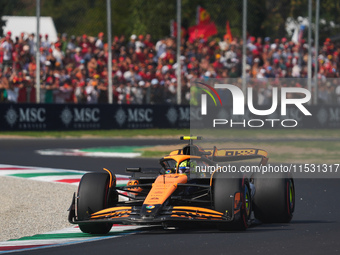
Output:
[251,173,295,223]
[77,172,114,234]
[213,172,251,230]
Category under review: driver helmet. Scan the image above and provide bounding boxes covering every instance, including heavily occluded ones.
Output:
[178,159,196,174]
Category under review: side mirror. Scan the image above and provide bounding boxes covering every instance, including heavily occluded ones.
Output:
[126,167,141,173]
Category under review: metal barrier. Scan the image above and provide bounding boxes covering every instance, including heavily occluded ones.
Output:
[0,104,339,130]
[0,104,191,130]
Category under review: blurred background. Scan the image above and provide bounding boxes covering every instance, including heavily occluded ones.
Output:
[2,0,340,41]
[0,0,340,106]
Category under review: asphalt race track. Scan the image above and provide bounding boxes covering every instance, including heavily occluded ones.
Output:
[1,139,339,255]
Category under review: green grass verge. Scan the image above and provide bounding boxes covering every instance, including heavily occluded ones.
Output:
[141,150,172,158]
[191,128,340,139]
[263,141,340,152]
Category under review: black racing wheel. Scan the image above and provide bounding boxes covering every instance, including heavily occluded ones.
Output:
[251,172,295,223]
[77,172,115,234]
[213,172,251,230]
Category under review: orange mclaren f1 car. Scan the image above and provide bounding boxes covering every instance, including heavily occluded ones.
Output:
[68,136,295,234]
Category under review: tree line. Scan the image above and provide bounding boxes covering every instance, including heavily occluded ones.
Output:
[1,0,340,42]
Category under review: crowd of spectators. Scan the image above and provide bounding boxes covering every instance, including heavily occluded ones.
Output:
[1,30,340,105]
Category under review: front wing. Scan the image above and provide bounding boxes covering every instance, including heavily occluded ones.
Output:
[68,194,243,227]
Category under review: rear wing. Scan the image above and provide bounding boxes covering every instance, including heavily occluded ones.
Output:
[205,147,268,165]
[167,140,269,166]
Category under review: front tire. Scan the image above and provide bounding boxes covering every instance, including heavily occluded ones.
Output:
[77,172,114,234]
[213,172,251,230]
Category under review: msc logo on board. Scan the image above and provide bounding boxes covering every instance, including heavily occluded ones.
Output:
[60,107,100,128]
[115,107,153,128]
[5,106,46,129]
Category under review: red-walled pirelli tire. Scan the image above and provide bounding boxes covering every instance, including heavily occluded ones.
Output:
[251,172,295,223]
[213,172,251,231]
[77,172,113,234]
